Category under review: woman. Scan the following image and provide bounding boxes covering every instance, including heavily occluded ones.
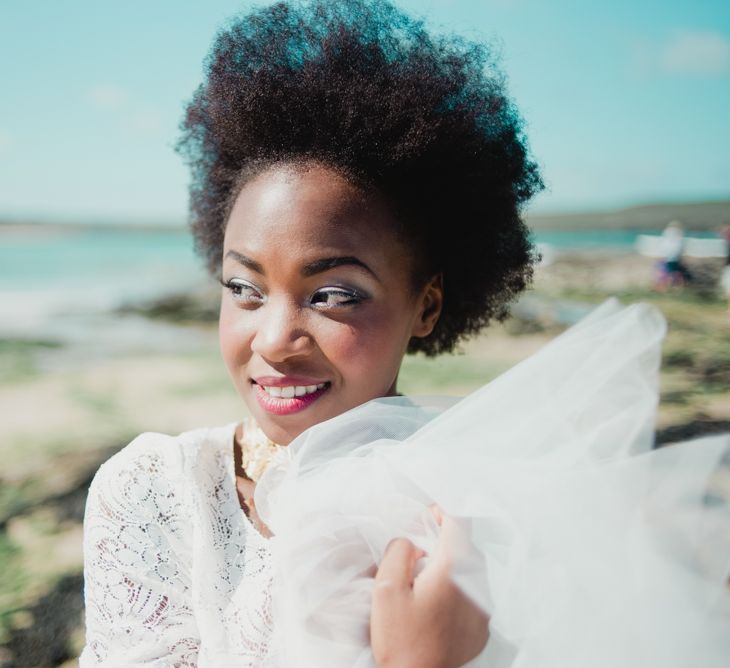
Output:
[80,1,535,664]
[80,1,730,666]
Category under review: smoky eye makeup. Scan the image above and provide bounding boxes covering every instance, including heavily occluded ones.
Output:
[309,286,370,308]
[217,272,371,310]
[218,276,265,304]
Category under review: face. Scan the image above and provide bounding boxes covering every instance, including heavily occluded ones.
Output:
[219,162,442,445]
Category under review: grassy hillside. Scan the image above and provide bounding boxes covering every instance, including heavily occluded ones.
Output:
[527,199,730,231]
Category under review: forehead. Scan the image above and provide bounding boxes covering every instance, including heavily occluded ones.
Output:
[223,164,403,260]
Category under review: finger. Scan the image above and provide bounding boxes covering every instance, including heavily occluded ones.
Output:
[429,503,444,526]
[375,537,422,590]
[429,513,472,572]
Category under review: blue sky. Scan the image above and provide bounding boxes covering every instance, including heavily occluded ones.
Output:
[1,0,729,222]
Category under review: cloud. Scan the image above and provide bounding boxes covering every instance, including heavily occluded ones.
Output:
[87,84,129,110]
[661,30,730,77]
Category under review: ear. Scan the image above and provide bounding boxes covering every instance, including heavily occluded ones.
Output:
[411,273,444,339]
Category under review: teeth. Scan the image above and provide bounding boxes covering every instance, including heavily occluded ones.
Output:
[261,383,327,398]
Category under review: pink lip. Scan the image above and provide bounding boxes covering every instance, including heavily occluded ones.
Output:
[252,381,330,416]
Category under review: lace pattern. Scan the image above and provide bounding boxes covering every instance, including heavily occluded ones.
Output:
[80,423,274,666]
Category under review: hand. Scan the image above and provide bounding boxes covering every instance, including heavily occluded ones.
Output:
[370,512,489,668]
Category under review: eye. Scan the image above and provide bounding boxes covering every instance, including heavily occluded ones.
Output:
[219,277,264,306]
[309,287,365,308]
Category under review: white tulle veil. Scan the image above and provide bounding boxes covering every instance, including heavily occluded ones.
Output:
[255,299,730,667]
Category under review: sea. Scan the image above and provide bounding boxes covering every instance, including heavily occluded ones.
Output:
[0,224,722,367]
[0,225,213,365]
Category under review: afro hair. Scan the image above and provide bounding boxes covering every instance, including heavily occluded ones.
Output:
[177,0,543,355]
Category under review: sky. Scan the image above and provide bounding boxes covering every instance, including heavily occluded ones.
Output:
[1,0,729,223]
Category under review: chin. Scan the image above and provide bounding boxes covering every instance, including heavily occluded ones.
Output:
[248,407,323,446]
[257,404,357,447]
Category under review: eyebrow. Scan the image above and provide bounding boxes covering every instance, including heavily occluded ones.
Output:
[224,250,380,282]
[224,250,264,274]
[302,256,379,281]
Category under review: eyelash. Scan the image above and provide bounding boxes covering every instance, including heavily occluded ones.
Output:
[218,277,263,306]
[218,277,367,309]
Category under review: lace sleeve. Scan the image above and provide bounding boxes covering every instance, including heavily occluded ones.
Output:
[79,433,200,667]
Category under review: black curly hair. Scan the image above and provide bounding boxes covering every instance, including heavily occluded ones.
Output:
[177,0,543,356]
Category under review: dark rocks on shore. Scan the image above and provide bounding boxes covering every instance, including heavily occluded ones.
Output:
[116,288,220,324]
[655,420,730,447]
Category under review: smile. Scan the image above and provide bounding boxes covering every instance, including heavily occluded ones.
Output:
[252,381,331,415]
[261,383,327,398]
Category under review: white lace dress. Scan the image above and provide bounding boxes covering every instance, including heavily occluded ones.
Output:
[79,422,274,667]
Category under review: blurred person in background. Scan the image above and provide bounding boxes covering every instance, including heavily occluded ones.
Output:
[657,220,692,290]
[720,224,730,317]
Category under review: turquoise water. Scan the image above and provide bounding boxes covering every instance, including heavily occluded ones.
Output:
[0,226,201,288]
[1,224,721,353]
[0,225,720,324]
[532,228,718,249]
[0,226,209,333]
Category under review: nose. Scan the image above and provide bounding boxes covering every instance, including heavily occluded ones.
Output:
[250,295,314,362]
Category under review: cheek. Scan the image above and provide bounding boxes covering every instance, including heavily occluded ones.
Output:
[319,307,411,383]
[218,303,252,372]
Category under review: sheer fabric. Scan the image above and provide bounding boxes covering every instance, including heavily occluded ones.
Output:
[256,300,730,667]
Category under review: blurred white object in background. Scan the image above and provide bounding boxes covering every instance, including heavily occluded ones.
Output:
[636,234,726,258]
